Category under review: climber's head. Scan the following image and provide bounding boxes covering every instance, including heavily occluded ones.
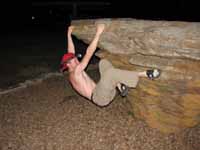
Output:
[60,53,79,72]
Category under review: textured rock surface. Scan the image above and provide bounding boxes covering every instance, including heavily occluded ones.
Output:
[71,18,200,133]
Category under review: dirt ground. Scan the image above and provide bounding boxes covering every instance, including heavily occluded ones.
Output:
[0,67,199,150]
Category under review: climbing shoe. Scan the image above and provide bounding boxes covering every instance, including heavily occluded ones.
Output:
[118,83,129,97]
[146,69,161,80]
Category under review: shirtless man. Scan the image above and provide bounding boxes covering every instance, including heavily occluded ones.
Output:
[60,24,161,106]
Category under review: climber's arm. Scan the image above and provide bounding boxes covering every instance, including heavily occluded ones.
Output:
[76,24,105,72]
[67,26,75,54]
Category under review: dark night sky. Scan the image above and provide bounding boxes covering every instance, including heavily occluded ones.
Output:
[1,0,199,32]
[5,1,200,21]
[30,0,199,20]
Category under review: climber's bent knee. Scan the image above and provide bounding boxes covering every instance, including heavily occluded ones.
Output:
[91,94,111,107]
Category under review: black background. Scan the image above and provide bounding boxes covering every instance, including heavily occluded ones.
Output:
[1,0,200,32]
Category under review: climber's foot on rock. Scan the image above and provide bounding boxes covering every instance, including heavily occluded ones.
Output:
[117,83,129,97]
[146,69,161,80]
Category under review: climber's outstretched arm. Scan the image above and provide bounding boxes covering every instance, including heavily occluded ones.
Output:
[77,24,105,72]
[67,26,75,54]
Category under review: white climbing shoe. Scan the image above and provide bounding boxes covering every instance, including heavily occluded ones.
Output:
[146,69,161,80]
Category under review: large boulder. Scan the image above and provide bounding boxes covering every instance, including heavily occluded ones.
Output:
[71,18,200,133]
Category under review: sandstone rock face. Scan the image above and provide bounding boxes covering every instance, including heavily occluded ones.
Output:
[72,18,200,133]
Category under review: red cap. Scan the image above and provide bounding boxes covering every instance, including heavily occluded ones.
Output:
[60,53,75,72]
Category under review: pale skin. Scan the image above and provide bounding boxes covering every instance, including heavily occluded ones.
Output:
[65,24,148,100]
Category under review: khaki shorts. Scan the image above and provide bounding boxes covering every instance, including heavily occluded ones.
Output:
[92,59,139,106]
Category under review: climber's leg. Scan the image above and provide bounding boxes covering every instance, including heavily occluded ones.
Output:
[116,69,161,97]
[91,59,116,106]
[92,59,161,106]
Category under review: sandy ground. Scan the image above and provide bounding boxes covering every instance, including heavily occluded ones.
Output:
[0,67,199,150]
